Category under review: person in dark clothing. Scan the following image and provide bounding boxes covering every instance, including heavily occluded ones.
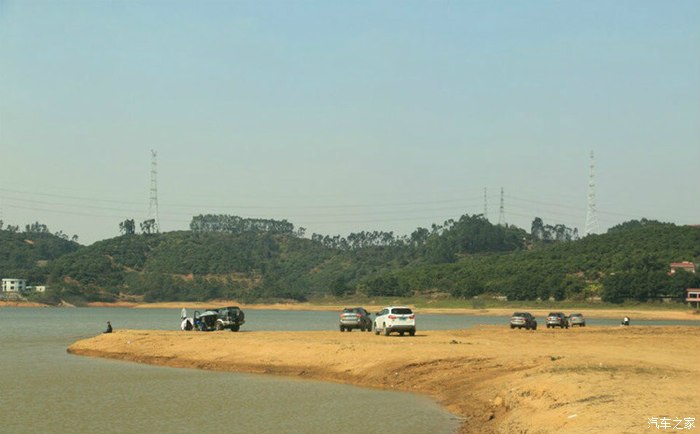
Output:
[104,321,113,333]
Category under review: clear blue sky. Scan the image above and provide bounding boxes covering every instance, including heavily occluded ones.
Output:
[1,1,698,244]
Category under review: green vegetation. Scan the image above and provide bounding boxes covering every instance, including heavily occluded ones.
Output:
[1,215,698,306]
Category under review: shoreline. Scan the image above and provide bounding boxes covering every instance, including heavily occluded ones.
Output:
[68,326,700,434]
[5,299,699,321]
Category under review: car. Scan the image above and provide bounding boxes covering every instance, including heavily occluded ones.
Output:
[546,312,569,329]
[569,313,586,327]
[212,306,246,331]
[510,312,537,330]
[374,306,416,336]
[190,306,246,332]
[339,307,372,332]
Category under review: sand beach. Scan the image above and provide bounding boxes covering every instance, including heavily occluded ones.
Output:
[69,325,699,434]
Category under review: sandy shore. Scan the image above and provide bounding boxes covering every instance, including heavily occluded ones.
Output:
[69,326,699,434]
[0,300,48,307]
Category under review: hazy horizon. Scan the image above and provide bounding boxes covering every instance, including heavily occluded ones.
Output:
[2,1,698,245]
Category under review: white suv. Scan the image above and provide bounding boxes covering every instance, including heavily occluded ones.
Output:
[374,306,416,336]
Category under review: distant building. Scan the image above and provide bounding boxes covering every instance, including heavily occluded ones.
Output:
[2,278,27,292]
[686,288,700,309]
[34,285,46,293]
[670,262,696,274]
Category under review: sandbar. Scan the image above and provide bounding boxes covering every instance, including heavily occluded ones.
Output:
[68,325,699,434]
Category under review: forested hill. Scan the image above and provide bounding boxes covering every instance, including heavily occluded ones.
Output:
[0,228,80,283]
[1,215,698,305]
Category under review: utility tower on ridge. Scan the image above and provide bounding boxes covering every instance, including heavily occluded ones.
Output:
[483,187,488,221]
[584,151,599,236]
[498,187,505,226]
[148,149,160,233]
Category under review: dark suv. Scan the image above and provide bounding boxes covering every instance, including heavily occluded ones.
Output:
[510,312,537,330]
[339,307,372,332]
[546,312,569,329]
[194,306,245,332]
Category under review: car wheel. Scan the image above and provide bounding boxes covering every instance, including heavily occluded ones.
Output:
[399,331,405,336]
[374,328,380,335]
[409,329,415,336]
[340,326,345,332]
[384,324,390,336]
[216,322,224,331]
[510,325,515,329]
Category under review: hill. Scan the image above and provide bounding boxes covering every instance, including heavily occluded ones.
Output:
[1,215,698,305]
[0,229,80,285]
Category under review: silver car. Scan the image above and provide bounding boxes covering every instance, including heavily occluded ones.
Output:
[569,313,586,327]
[339,307,372,332]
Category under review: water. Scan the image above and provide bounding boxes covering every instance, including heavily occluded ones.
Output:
[1,307,695,434]
[0,308,459,434]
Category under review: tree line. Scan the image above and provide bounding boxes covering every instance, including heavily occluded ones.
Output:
[1,215,698,305]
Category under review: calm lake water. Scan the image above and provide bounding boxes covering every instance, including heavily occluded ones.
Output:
[0,308,460,434]
[1,307,696,434]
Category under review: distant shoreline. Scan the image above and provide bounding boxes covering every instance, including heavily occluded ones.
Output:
[4,299,699,321]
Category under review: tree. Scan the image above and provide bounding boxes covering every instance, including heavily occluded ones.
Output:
[119,219,136,235]
[140,219,156,235]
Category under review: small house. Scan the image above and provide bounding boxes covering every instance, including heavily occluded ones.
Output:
[686,288,700,309]
[1,278,27,293]
[670,262,696,274]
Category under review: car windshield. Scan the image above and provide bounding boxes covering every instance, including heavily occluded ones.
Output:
[392,308,413,315]
[513,312,526,317]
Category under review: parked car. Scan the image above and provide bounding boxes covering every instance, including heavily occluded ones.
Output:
[546,312,569,329]
[193,309,219,331]
[510,312,537,330]
[212,306,246,331]
[374,306,416,336]
[339,307,372,332]
[569,313,586,327]
[191,306,245,332]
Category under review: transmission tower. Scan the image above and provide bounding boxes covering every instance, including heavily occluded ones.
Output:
[584,151,599,236]
[483,187,488,221]
[498,187,505,226]
[148,150,160,233]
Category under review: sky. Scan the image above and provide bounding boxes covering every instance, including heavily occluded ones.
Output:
[1,1,698,245]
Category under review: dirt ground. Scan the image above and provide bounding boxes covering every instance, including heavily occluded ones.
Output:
[69,325,699,434]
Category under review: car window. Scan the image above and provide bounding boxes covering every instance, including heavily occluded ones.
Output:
[392,308,413,315]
